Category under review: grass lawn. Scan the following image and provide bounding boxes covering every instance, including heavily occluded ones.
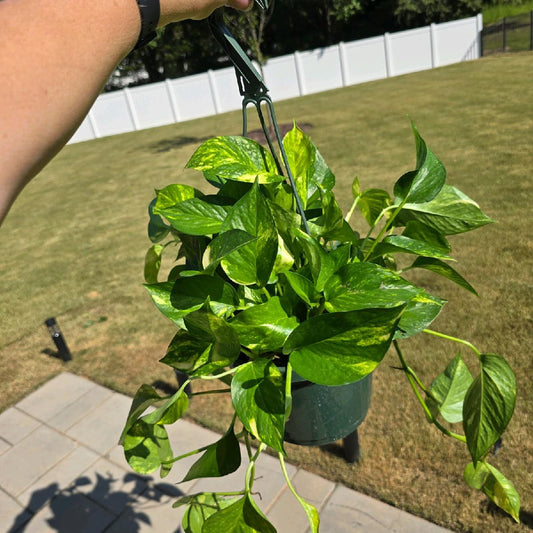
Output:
[1,52,532,532]
[482,3,533,55]
[483,1,533,25]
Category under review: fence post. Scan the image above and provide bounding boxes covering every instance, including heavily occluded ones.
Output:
[165,79,180,123]
[87,109,100,140]
[338,42,349,86]
[207,70,221,114]
[384,33,393,77]
[430,23,438,68]
[476,13,484,58]
[502,17,506,52]
[123,88,140,131]
[293,52,307,96]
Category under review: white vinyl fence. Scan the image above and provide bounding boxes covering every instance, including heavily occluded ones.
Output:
[70,14,483,143]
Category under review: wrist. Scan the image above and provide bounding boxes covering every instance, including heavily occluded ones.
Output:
[134,0,160,49]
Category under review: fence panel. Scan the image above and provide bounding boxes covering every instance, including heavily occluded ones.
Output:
[70,116,96,144]
[341,36,388,85]
[389,27,433,76]
[210,67,243,113]
[263,55,301,101]
[69,16,482,143]
[90,92,135,138]
[436,16,480,64]
[129,82,175,130]
[169,72,217,121]
[298,45,344,94]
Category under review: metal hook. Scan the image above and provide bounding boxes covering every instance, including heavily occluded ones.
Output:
[208,4,310,234]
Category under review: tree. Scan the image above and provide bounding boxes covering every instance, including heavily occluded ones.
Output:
[107,20,225,90]
[394,0,482,27]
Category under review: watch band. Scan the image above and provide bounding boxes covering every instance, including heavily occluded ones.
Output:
[134,0,160,50]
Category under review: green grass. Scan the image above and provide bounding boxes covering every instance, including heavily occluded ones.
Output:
[483,1,533,25]
[1,53,532,532]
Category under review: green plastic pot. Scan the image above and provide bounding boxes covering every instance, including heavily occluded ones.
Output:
[284,371,373,447]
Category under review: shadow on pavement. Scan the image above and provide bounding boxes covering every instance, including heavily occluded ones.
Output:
[8,471,183,533]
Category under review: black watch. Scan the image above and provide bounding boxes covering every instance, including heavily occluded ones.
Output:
[134,0,160,50]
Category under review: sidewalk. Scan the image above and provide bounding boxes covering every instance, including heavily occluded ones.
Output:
[0,373,452,532]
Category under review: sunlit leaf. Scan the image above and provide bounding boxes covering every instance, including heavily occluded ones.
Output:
[231,359,286,454]
[186,136,283,184]
[393,122,446,204]
[220,182,278,287]
[285,306,404,385]
[397,185,494,235]
[464,462,520,522]
[427,353,473,423]
[230,297,298,353]
[463,354,516,464]
[155,197,228,236]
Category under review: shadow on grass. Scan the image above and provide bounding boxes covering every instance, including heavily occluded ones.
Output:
[8,472,183,533]
[148,123,313,154]
[481,500,533,529]
[149,135,210,153]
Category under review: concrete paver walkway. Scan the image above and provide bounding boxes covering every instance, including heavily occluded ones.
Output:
[0,373,451,532]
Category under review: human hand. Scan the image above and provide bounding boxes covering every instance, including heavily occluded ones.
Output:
[159,0,253,26]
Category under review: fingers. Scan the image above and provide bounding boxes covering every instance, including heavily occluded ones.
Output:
[159,0,255,27]
[226,0,254,10]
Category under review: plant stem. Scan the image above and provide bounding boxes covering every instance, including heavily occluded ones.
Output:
[198,367,239,381]
[279,453,318,532]
[423,329,482,358]
[285,361,293,419]
[190,388,231,397]
[245,443,266,494]
[363,203,404,261]
[393,341,466,443]
[344,195,359,224]
[162,444,210,465]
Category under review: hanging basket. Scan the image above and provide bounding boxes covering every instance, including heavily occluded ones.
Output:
[284,370,373,447]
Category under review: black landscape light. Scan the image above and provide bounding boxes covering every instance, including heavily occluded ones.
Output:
[44,317,72,361]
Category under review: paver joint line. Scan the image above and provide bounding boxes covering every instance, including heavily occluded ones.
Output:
[318,481,338,513]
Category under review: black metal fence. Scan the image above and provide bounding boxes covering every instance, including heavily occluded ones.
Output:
[481,11,533,55]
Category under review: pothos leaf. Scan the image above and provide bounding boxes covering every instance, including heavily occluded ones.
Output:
[186,136,283,184]
[182,427,241,482]
[123,420,173,474]
[231,359,286,454]
[176,493,240,533]
[393,122,446,204]
[464,462,520,522]
[463,354,516,464]
[285,306,404,385]
[202,494,276,533]
[426,353,473,423]
[220,181,279,287]
[144,244,164,284]
[410,257,478,295]
[396,185,494,235]
[358,188,391,226]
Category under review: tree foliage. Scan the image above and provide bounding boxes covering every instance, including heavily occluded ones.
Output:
[394,0,482,26]
[107,0,482,90]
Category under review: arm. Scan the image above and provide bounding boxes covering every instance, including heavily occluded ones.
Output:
[0,0,251,224]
